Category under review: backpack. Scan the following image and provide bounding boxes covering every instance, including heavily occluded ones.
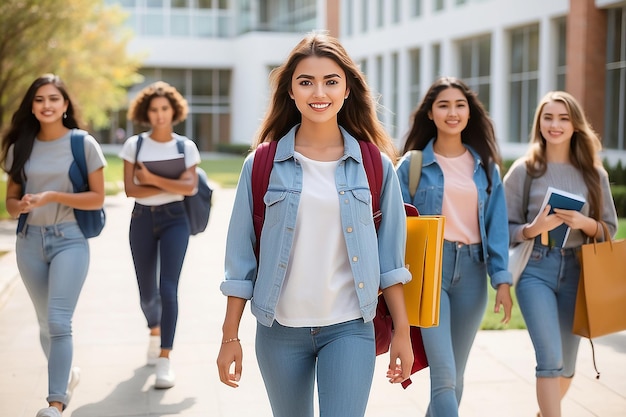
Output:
[16,129,106,239]
[251,139,427,388]
[135,134,213,235]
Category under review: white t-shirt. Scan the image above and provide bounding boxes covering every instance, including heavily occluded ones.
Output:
[275,151,362,327]
[118,133,201,206]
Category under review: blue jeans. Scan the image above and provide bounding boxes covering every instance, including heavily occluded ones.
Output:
[130,201,189,349]
[255,319,375,417]
[515,243,581,378]
[421,241,487,417]
[16,222,89,406]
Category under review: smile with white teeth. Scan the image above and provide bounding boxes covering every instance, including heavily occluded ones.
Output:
[310,103,331,109]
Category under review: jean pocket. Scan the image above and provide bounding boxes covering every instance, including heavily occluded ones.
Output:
[350,188,373,225]
[264,190,288,228]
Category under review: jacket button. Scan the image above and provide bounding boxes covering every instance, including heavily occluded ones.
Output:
[352,256,358,262]
[358,282,364,289]
[346,227,353,233]
[339,191,345,195]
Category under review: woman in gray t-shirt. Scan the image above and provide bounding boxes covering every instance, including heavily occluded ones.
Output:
[0,74,106,417]
[503,91,618,417]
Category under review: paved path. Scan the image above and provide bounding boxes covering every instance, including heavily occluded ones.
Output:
[0,189,625,416]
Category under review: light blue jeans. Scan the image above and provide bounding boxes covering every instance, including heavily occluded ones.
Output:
[515,243,581,378]
[255,318,375,417]
[16,222,89,406]
[421,241,487,417]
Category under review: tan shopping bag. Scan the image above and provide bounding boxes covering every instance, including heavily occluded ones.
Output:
[572,222,626,339]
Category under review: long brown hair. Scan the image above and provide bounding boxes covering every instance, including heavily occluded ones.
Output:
[402,76,501,192]
[525,91,604,219]
[253,32,396,160]
[1,74,80,185]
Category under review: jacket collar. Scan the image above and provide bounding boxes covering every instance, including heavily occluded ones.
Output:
[274,124,363,164]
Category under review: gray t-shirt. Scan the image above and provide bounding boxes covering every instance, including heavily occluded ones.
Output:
[504,158,618,247]
[6,129,107,226]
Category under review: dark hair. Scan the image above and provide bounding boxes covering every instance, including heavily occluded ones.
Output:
[402,76,501,191]
[1,74,80,184]
[526,91,604,219]
[127,81,189,127]
[254,32,396,159]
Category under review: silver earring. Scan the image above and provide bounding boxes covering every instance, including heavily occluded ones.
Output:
[63,112,67,119]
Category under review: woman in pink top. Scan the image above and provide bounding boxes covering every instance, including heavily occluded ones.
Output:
[396,76,513,417]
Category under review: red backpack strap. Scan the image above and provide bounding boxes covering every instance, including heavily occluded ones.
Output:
[358,140,383,231]
[251,141,277,259]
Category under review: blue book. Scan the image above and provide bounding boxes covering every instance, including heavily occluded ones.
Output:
[540,187,586,247]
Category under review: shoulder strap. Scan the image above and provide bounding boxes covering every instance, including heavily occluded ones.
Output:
[70,130,88,184]
[251,141,278,259]
[358,141,382,231]
[408,150,422,199]
[522,167,531,220]
[175,136,186,155]
[134,134,144,163]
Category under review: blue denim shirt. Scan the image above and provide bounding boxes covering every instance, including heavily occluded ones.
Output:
[221,125,411,327]
[396,139,512,288]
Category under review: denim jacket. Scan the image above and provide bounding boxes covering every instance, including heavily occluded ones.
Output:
[221,125,411,327]
[395,139,512,288]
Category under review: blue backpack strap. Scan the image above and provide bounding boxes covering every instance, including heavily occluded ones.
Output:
[175,136,186,155]
[70,130,89,189]
[134,134,144,163]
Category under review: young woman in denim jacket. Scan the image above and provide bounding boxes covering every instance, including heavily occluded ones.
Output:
[1,74,106,417]
[217,33,413,417]
[396,76,513,417]
[503,91,617,417]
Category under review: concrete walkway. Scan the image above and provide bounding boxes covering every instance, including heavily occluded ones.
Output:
[0,188,624,416]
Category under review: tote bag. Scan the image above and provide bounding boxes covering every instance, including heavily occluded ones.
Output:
[573,222,626,339]
[509,239,533,286]
[403,213,445,328]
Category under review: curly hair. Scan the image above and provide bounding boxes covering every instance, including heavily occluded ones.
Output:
[127,81,188,126]
[526,91,604,219]
[253,32,396,160]
[402,76,501,192]
[1,74,81,185]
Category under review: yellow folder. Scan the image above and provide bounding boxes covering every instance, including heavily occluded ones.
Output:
[403,215,445,328]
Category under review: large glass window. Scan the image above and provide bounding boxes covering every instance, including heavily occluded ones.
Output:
[556,18,567,91]
[605,7,626,150]
[459,35,492,111]
[409,48,421,113]
[411,0,422,17]
[390,52,399,137]
[433,0,444,12]
[432,43,441,81]
[508,25,539,143]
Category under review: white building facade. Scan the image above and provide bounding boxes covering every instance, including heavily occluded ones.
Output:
[108,0,626,163]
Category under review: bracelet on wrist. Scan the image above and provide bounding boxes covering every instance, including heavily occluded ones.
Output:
[222,338,240,345]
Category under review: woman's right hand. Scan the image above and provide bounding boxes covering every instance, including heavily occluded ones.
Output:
[525,204,563,238]
[216,339,243,388]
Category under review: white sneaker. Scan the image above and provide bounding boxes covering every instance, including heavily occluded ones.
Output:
[36,407,62,417]
[154,357,175,389]
[147,335,160,366]
[65,366,81,406]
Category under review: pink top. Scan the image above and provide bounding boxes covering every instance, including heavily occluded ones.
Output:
[436,150,481,244]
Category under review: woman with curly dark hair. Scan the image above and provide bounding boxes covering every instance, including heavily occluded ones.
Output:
[118,81,201,389]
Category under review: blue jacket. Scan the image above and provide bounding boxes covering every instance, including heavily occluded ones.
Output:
[221,125,411,327]
[395,139,512,288]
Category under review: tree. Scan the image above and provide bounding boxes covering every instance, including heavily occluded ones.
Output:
[0,0,143,131]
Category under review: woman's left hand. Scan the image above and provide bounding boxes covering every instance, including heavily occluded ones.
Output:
[386,329,413,384]
[134,162,155,185]
[494,283,513,324]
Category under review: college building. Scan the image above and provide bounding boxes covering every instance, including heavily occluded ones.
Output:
[105,0,626,163]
